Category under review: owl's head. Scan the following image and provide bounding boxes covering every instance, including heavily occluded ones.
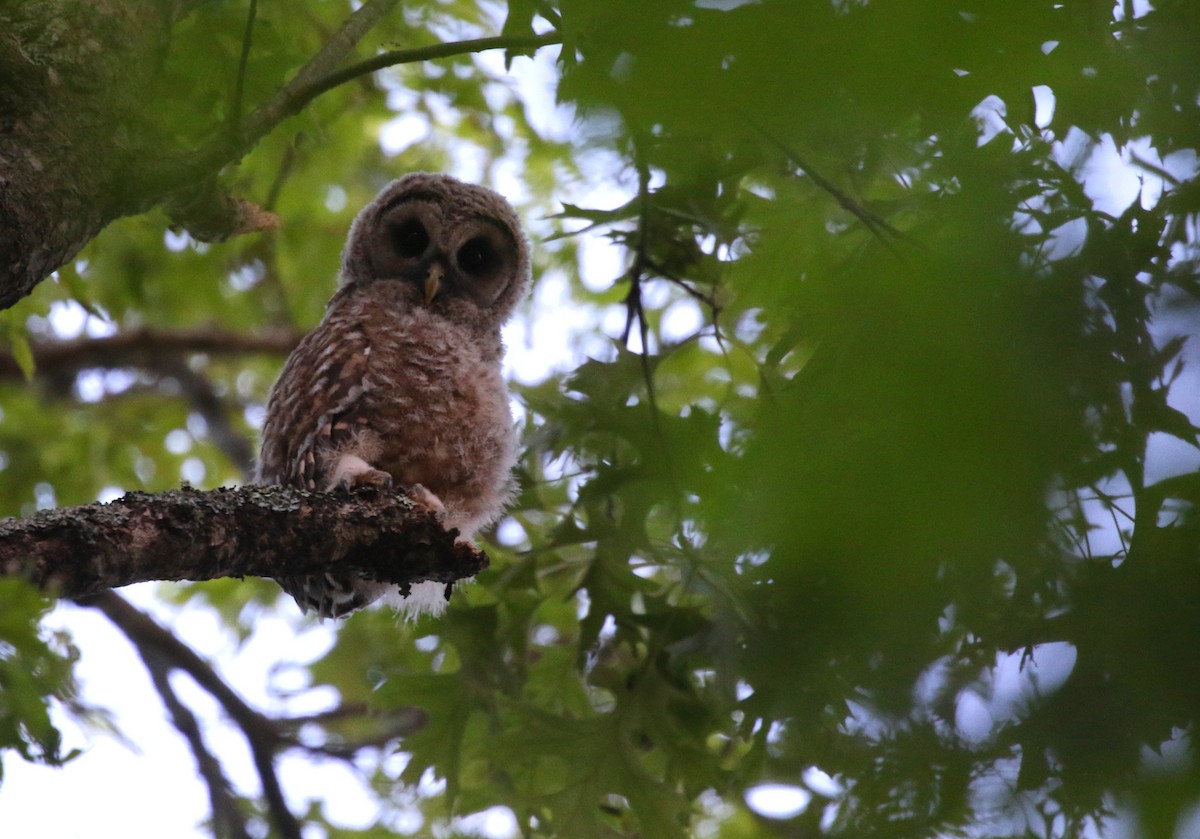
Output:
[339,173,531,329]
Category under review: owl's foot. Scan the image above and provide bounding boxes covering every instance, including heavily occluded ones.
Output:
[352,468,393,488]
[406,484,474,548]
[405,482,446,514]
[325,454,393,492]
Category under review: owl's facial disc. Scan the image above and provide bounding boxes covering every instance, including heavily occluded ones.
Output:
[446,220,518,308]
[366,196,519,312]
[366,200,440,284]
[392,217,430,259]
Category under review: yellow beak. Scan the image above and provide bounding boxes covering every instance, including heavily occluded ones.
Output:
[423,265,443,306]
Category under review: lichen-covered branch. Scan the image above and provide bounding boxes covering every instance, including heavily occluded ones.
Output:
[0,484,487,599]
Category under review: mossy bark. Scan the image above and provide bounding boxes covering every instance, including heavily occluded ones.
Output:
[0,0,175,307]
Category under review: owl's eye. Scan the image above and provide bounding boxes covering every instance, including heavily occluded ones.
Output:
[392,219,429,258]
[457,236,497,277]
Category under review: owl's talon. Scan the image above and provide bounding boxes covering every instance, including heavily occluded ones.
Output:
[325,454,393,492]
[406,482,446,514]
[351,468,393,489]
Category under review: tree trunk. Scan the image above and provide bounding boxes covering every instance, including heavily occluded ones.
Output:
[0,0,179,307]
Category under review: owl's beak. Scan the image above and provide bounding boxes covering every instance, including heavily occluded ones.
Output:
[422,264,443,306]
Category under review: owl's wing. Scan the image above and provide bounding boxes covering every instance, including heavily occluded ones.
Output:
[257,312,373,491]
[258,311,389,617]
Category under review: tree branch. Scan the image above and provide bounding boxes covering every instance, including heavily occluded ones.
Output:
[1,484,488,600]
[185,29,563,193]
[0,327,303,384]
[289,32,562,111]
[141,650,256,839]
[0,327,298,480]
[162,25,562,242]
[163,0,405,198]
[84,591,273,744]
[239,0,402,137]
[88,590,300,839]
[0,0,562,303]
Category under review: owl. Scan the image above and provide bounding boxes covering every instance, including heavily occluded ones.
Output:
[256,173,530,618]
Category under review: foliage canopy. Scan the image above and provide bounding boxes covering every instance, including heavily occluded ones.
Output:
[1,1,1199,837]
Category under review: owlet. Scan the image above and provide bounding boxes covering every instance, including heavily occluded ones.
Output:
[256,173,530,618]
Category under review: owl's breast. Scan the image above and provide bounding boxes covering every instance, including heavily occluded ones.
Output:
[361,306,517,536]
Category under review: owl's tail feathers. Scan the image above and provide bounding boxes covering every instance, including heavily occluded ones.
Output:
[275,575,452,621]
[275,573,386,619]
[379,580,452,622]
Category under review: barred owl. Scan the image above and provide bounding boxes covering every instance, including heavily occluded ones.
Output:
[256,173,530,618]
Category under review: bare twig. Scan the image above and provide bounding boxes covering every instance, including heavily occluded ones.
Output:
[0,326,303,383]
[294,32,561,109]
[85,592,270,744]
[230,0,260,137]
[263,139,300,214]
[142,651,255,839]
[748,117,909,251]
[616,153,685,501]
[88,591,299,839]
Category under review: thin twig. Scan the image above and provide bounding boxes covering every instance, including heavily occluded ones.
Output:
[295,32,561,109]
[142,650,254,839]
[230,0,260,136]
[748,116,909,252]
[644,258,721,315]
[0,326,303,383]
[263,139,300,213]
[621,159,653,356]
[86,591,303,839]
[619,152,685,502]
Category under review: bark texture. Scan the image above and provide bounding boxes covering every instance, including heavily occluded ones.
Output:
[0,0,552,309]
[0,484,487,598]
[0,0,397,308]
[0,0,178,307]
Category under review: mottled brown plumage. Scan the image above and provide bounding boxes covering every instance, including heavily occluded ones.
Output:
[257,173,530,618]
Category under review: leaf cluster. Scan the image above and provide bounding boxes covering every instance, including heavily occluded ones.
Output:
[1,1,1199,838]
